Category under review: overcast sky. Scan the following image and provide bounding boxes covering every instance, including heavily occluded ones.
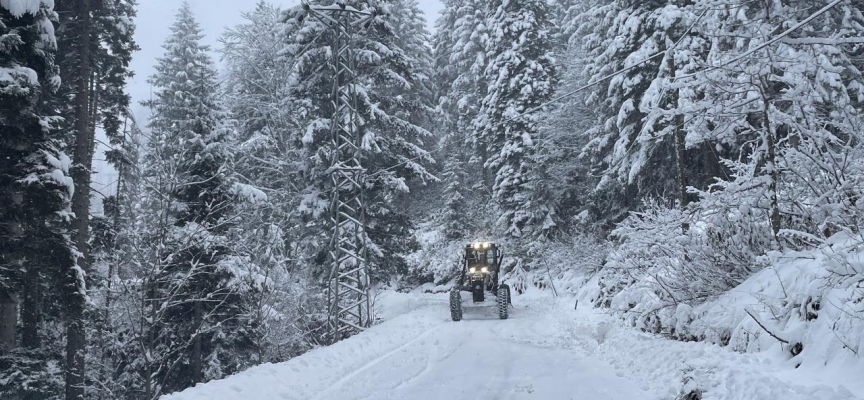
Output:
[93,0,444,212]
[128,0,444,121]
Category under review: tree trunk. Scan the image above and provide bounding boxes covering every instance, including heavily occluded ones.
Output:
[192,300,203,385]
[702,141,721,190]
[764,110,781,237]
[21,263,40,349]
[5,194,24,351]
[67,0,92,397]
[0,290,16,351]
[759,80,781,238]
[668,54,689,233]
[145,279,157,400]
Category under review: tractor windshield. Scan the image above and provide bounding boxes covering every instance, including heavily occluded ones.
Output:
[466,249,497,267]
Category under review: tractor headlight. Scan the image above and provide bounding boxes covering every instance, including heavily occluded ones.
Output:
[469,267,477,273]
[473,243,481,249]
[483,242,489,248]
[481,267,488,273]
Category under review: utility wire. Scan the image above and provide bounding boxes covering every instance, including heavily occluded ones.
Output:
[673,0,844,81]
[367,8,708,178]
[369,0,845,178]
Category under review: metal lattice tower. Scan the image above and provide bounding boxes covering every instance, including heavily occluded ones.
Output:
[303,1,375,343]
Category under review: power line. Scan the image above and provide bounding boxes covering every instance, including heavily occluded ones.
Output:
[528,0,843,116]
[377,0,846,177]
[368,8,709,178]
[673,0,845,81]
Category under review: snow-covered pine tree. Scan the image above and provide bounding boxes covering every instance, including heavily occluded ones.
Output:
[575,0,711,228]
[128,3,258,396]
[475,0,557,238]
[0,1,72,398]
[387,0,434,112]
[686,0,864,242]
[282,0,435,282]
[546,0,581,58]
[47,1,141,396]
[433,0,492,194]
[221,0,323,363]
[439,154,468,240]
[533,3,610,236]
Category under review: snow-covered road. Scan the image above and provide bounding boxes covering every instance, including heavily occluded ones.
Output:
[163,292,861,400]
[311,299,641,400]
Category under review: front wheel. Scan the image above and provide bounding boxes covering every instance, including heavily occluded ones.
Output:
[449,290,462,321]
[497,284,510,319]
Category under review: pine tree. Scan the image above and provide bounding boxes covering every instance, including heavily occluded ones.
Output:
[47,1,140,397]
[685,0,864,242]
[0,1,72,398]
[439,154,468,240]
[282,0,435,281]
[221,0,320,363]
[475,0,557,238]
[433,0,491,187]
[571,0,721,233]
[131,3,254,395]
[388,0,434,110]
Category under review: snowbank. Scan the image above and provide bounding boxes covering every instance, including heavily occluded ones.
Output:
[573,232,864,395]
[162,292,447,400]
[560,297,861,400]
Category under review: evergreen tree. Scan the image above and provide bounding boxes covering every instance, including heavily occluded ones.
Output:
[439,154,468,240]
[129,3,255,396]
[475,0,557,238]
[433,0,491,182]
[0,1,72,398]
[49,2,139,396]
[571,0,720,232]
[221,0,320,362]
[282,0,435,281]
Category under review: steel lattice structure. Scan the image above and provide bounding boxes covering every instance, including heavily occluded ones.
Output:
[303,1,375,343]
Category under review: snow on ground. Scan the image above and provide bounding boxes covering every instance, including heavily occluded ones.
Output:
[561,297,862,400]
[163,290,862,400]
[571,232,864,398]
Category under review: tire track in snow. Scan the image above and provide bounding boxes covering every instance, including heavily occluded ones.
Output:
[376,334,466,399]
[311,319,448,400]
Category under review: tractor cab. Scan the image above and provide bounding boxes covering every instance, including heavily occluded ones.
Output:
[465,242,500,275]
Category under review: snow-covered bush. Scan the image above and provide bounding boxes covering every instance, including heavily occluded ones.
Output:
[582,200,864,366]
[600,199,771,323]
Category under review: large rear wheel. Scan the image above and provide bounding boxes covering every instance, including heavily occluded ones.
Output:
[497,284,510,319]
[449,290,462,321]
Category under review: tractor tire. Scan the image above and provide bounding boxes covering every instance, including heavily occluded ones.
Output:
[504,284,511,304]
[449,290,462,321]
[497,284,510,320]
[472,286,485,302]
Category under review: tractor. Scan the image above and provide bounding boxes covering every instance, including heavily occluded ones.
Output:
[449,242,511,321]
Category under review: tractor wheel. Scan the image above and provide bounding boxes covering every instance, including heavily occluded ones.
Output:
[472,286,485,302]
[497,284,510,319]
[449,290,462,321]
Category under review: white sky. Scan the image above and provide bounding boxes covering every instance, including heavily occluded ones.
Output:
[92,0,444,213]
[128,0,444,123]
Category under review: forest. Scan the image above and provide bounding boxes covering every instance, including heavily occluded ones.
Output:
[1,0,862,399]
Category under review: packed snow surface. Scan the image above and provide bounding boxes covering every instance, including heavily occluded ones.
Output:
[163,291,862,400]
